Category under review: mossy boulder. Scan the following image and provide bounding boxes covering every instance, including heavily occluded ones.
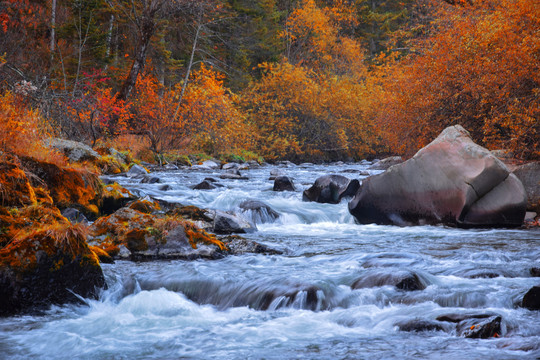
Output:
[89,205,227,260]
[21,157,102,219]
[0,223,105,316]
[0,161,37,207]
[101,182,137,215]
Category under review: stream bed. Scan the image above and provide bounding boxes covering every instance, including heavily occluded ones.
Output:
[1,162,539,359]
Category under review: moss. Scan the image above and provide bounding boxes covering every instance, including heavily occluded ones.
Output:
[0,223,97,272]
[89,245,114,263]
[128,199,161,214]
[169,205,213,222]
[0,161,37,207]
[21,157,103,218]
[183,222,227,251]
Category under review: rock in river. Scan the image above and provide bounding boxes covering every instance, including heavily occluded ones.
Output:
[303,174,359,204]
[348,125,527,227]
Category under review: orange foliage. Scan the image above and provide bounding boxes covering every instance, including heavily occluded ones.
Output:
[0,92,65,163]
[244,60,379,161]
[370,0,540,159]
[177,64,254,156]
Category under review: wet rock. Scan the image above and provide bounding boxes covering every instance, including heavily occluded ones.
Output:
[258,285,321,311]
[368,156,403,170]
[238,200,280,223]
[436,312,497,323]
[273,176,296,192]
[213,211,256,234]
[192,180,218,190]
[349,125,527,227]
[512,162,540,212]
[220,171,249,180]
[158,184,171,191]
[141,175,160,184]
[127,164,149,177]
[395,273,426,291]
[220,235,283,255]
[61,208,89,224]
[303,175,360,204]
[456,315,502,338]
[395,319,445,332]
[522,286,540,310]
[530,268,540,277]
[47,138,101,163]
[222,162,240,170]
[0,224,105,316]
[193,160,220,169]
[351,270,427,291]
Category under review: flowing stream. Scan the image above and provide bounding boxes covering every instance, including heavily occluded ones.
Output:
[1,162,539,359]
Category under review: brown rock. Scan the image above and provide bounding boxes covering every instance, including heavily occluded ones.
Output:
[349,125,527,227]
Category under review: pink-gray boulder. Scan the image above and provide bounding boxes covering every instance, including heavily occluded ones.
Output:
[348,125,527,227]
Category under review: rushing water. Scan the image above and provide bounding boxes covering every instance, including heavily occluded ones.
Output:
[1,162,539,359]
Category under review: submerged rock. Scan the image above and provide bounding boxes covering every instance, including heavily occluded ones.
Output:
[238,200,280,223]
[220,235,283,255]
[0,224,105,316]
[349,125,527,227]
[351,270,428,291]
[395,319,445,332]
[303,175,359,204]
[193,180,217,190]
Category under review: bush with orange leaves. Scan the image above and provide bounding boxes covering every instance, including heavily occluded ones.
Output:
[370,0,539,159]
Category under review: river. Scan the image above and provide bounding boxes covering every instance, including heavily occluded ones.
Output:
[1,162,539,359]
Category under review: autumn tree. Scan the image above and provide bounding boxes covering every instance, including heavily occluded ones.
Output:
[370,0,540,159]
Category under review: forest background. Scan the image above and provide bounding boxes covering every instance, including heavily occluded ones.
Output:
[0,0,538,164]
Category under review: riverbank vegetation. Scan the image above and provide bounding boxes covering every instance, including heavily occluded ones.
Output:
[0,0,538,163]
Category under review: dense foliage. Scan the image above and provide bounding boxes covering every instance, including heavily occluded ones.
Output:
[0,0,538,161]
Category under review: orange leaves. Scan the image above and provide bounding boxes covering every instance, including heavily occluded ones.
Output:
[244,61,379,162]
[369,0,540,159]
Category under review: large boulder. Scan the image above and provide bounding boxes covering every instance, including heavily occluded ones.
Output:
[21,157,103,219]
[512,162,540,212]
[349,126,527,227]
[47,138,101,163]
[0,223,105,315]
[303,175,360,204]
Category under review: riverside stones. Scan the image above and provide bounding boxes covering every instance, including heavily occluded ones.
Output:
[273,176,296,191]
[349,125,527,227]
[303,174,359,204]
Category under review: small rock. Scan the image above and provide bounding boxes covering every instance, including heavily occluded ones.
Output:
[193,180,217,190]
[522,286,540,310]
[273,176,296,191]
[303,175,359,204]
[158,184,171,191]
[530,268,540,277]
[395,319,445,332]
[456,315,502,339]
[127,164,149,177]
[239,200,280,223]
[213,211,256,234]
[141,175,160,184]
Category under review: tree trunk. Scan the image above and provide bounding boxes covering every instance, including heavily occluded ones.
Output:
[116,9,157,101]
